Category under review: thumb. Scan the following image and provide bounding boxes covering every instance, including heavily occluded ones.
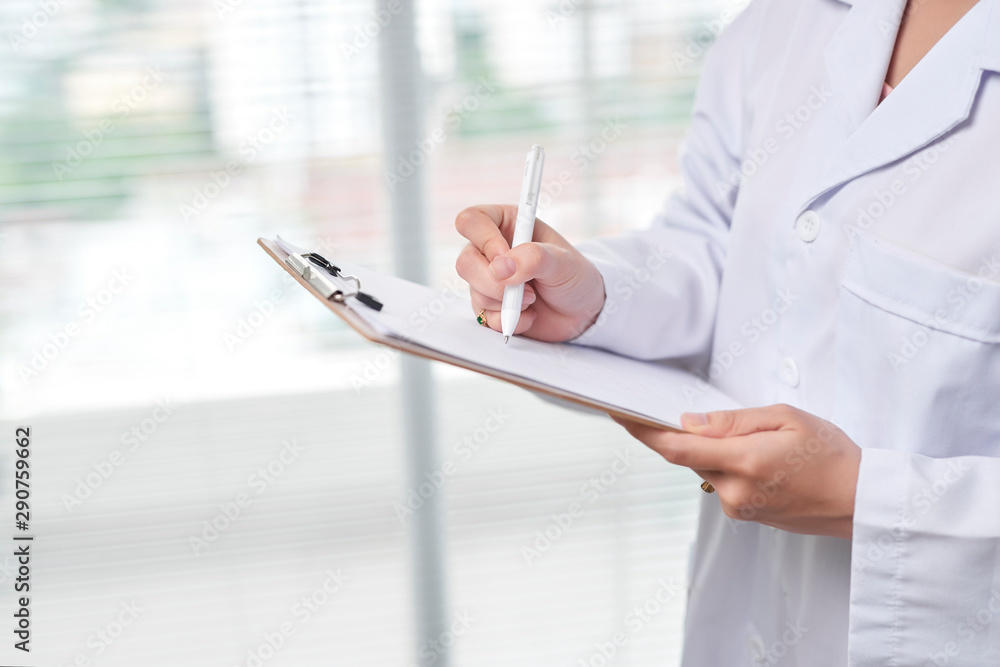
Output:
[489,242,577,288]
[681,406,793,437]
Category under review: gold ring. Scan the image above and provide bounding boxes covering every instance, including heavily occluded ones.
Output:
[700,480,715,494]
[477,309,489,327]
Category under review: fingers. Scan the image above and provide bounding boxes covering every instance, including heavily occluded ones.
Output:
[495,242,577,288]
[654,433,738,472]
[616,419,742,472]
[681,404,800,438]
[471,287,535,314]
[455,203,605,342]
[615,418,762,512]
[455,204,585,296]
[455,203,574,267]
[455,205,513,263]
[476,306,537,335]
[458,242,536,303]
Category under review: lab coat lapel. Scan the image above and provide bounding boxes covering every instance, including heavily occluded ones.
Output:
[822,0,906,138]
[804,0,999,206]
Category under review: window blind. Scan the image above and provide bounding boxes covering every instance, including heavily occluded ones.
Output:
[0,0,742,664]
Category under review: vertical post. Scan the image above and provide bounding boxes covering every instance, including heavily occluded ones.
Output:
[579,0,601,236]
[377,2,450,667]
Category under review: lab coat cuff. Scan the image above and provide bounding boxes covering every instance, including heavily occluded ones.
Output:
[847,447,908,662]
[567,252,633,350]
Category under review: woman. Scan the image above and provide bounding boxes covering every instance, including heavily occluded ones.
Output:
[455,0,1000,664]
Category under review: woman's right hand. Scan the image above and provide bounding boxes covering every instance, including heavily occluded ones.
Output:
[454,204,606,342]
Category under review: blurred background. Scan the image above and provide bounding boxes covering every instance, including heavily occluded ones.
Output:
[0,0,744,665]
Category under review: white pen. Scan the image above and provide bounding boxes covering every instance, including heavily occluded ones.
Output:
[501,145,546,344]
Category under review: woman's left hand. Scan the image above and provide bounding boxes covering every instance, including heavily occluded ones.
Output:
[614,404,862,539]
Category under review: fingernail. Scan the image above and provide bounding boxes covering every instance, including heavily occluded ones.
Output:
[490,256,515,280]
[682,412,708,428]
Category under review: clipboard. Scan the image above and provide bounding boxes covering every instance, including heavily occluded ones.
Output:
[258,237,742,430]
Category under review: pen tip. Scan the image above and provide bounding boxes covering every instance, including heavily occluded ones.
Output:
[504,336,509,344]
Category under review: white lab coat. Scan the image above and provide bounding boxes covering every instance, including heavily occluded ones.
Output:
[575,0,1000,664]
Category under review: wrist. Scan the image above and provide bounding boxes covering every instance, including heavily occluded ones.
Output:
[568,274,607,341]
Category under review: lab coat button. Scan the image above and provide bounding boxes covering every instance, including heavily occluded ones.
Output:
[795,210,821,242]
[781,357,800,387]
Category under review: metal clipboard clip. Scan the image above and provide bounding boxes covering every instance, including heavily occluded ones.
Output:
[285,252,383,311]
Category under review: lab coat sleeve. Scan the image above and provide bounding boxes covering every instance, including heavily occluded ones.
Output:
[571,2,764,361]
[849,448,1000,665]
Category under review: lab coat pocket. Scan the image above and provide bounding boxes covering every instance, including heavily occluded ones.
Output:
[834,233,1000,457]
